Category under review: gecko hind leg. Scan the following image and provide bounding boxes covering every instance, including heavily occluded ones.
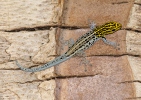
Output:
[76,51,92,71]
[102,37,120,50]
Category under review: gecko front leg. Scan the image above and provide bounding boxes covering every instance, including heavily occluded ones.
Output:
[89,22,96,30]
[101,37,120,50]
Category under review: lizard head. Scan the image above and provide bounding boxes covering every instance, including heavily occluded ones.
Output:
[102,21,122,35]
[94,22,122,37]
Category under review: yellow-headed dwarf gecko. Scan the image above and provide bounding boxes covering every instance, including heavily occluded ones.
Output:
[16,21,122,72]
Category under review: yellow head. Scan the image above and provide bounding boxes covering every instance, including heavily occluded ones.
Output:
[94,22,122,37]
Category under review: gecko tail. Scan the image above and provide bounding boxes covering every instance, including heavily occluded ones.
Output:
[16,54,69,72]
[16,60,33,72]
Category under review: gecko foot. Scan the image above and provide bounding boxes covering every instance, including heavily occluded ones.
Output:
[90,22,96,30]
[80,57,92,72]
[88,20,96,30]
[102,38,120,50]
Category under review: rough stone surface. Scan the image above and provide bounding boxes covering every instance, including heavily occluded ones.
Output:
[32,28,57,64]
[127,4,141,30]
[1,82,42,100]
[126,31,141,55]
[39,80,56,100]
[0,70,37,84]
[62,0,134,28]
[0,0,61,31]
[0,28,56,68]
[0,80,55,100]
[127,56,141,81]
[127,56,141,97]
[0,36,10,63]
[134,83,141,98]
[56,76,134,100]
[35,67,56,80]
[135,0,141,3]
[0,27,57,99]
[127,3,141,98]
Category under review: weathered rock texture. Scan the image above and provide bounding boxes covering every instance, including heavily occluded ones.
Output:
[0,0,141,100]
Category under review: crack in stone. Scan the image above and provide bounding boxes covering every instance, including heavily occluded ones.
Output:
[118,80,141,84]
[112,1,129,5]
[53,73,103,79]
[1,24,141,34]
[5,89,20,99]
[11,80,44,84]
[7,73,103,85]
[5,25,54,32]
[0,36,11,63]
[125,28,141,33]
[4,25,80,32]
[134,3,141,6]
[88,54,140,58]
[126,97,141,99]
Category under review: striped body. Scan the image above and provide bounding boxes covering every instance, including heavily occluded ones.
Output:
[16,22,122,72]
[65,22,122,56]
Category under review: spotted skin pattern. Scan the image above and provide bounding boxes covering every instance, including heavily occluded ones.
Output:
[16,22,122,72]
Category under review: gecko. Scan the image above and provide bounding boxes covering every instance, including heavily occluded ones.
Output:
[16,21,122,72]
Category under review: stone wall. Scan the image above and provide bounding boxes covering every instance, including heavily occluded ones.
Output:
[0,0,141,100]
